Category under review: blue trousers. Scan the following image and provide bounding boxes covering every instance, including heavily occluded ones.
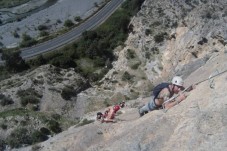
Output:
[139,96,159,114]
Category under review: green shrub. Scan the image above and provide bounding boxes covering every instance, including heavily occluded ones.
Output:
[31,130,48,143]
[126,49,136,59]
[0,94,14,106]
[152,21,161,26]
[6,128,32,148]
[0,93,5,100]
[20,95,40,106]
[17,88,41,106]
[154,32,168,43]
[40,127,51,135]
[56,19,62,23]
[48,120,62,133]
[37,25,48,31]
[0,139,6,151]
[145,51,151,59]
[0,0,30,9]
[130,61,141,70]
[20,33,37,48]
[1,50,29,73]
[74,16,82,22]
[13,31,20,38]
[0,123,7,130]
[151,47,159,54]
[64,19,74,28]
[61,86,75,100]
[39,31,49,37]
[145,29,152,36]
[17,88,42,98]
[122,71,134,81]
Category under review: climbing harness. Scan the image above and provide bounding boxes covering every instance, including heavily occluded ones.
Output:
[162,68,227,112]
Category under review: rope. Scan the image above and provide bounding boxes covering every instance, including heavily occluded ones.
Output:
[162,68,227,112]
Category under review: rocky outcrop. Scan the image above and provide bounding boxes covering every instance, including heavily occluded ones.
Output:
[16,52,227,151]
[75,0,227,115]
[0,64,88,119]
[1,0,227,150]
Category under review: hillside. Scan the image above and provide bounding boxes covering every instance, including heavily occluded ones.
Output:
[0,0,227,150]
[14,52,227,151]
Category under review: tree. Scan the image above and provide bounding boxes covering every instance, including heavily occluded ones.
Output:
[1,51,29,72]
[64,19,74,28]
[20,33,37,48]
[74,16,82,22]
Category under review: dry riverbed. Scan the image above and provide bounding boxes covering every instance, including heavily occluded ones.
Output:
[0,0,105,48]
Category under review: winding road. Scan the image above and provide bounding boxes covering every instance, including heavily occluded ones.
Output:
[0,0,124,63]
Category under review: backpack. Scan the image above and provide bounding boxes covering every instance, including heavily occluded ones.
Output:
[153,83,170,100]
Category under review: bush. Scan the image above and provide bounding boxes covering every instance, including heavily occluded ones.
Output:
[29,55,47,66]
[56,19,62,23]
[40,127,51,135]
[145,29,152,36]
[122,71,134,81]
[0,95,14,106]
[0,139,6,151]
[61,86,75,100]
[37,25,48,31]
[51,113,61,120]
[154,32,168,43]
[48,120,62,133]
[17,88,42,106]
[74,16,82,22]
[31,130,48,143]
[126,49,136,59]
[151,47,159,54]
[20,95,40,106]
[39,31,49,37]
[130,61,141,70]
[20,33,37,48]
[13,31,20,38]
[0,123,7,130]
[1,50,29,73]
[64,19,74,28]
[145,51,151,59]
[0,42,3,47]
[17,88,42,98]
[6,128,32,148]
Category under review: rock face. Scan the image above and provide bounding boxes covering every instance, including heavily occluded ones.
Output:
[15,52,227,151]
[75,0,227,114]
[2,0,227,150]
[0,64,89,119]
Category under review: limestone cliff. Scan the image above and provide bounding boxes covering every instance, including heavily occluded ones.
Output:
[75,0,227,115]
[16,52,227,151]
[1,0,227,150]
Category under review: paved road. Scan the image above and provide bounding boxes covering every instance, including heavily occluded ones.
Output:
[0,0,124,63]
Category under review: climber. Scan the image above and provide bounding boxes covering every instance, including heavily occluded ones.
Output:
[138,76,194,117]
[119,101,126,108]
[96,101,125,123]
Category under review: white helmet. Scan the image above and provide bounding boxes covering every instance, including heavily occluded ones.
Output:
[172,76,184,87]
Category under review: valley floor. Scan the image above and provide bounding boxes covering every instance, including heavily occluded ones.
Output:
[0,0,104,48]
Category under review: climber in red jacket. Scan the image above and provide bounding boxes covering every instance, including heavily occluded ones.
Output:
[96,101,125,123]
